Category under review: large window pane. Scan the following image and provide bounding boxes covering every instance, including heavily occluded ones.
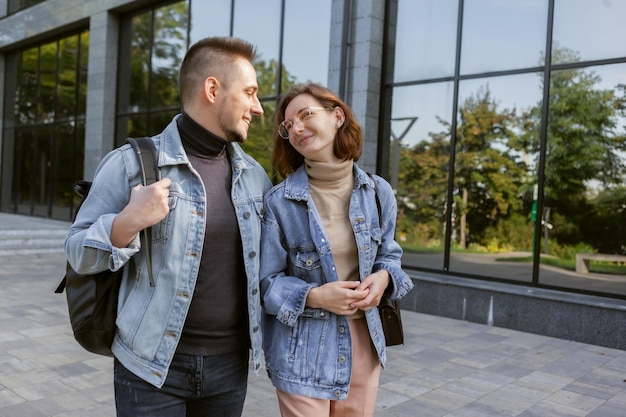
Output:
[12,130,33,213]
[32,126,53,217]
[117,2,186,142]
[461,0,548,75]
[11,126,53,216]
[233,0,281,97]
[151,2,188,111]
[4,31,87,220]
[190,0,231,42]
[282,0,331,87]
[394,0,458,82]
[57,36,78,120]
[77,32,89,117]
[16,48,38,125]
[52,122,77,214]
[126,13,152,113]
[553,0,626,64]
[39,41,57,124]
[449,73,542,282]
[392,83,454,270]
[51,121,84,219]
[538,63,626,294]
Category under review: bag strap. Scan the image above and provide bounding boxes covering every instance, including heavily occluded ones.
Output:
[367,172,382,229]
[56,138,161,294]
[128,137,161,185]
[128,137,161,286]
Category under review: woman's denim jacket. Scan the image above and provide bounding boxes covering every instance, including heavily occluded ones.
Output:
[65,115,272,388]
[259,163,414,400]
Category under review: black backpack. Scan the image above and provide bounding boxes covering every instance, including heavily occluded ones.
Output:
[55,137,160,356]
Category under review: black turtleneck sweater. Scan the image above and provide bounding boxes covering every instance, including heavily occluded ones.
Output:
[175,112,248,355]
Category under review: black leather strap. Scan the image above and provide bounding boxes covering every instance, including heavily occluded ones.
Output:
[367,172,382,228]
[128,137,161,286]
[128,137,160,184]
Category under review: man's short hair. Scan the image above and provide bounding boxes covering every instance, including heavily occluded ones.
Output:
[178,37,256,106]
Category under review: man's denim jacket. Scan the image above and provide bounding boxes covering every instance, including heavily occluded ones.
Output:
[65,115,272,388]
[259,163,414,400]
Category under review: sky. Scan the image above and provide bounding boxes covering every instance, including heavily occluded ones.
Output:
[391,0,626,147]
[190,0,331,88]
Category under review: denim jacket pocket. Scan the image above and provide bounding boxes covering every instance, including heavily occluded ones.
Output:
[293,248,321,270]
[289,246,324,283]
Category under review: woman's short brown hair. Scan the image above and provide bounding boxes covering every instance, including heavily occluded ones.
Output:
[273,84,363,178]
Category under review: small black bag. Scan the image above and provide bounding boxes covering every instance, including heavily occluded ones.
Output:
[369,173,405,346]
[378,296,404,346]
[55,137,160,356]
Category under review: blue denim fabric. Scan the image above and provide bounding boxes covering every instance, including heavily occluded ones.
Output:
[65,115,272,388]
[259,163,414,400]
[114,351,248,417]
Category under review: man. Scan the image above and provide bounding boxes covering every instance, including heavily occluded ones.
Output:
[65,37,272,416]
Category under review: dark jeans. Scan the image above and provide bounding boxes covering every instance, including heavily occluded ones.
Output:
[114,350,249,417]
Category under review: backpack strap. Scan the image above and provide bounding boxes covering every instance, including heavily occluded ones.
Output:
[128,137,161,185]
[128,137,161,286]
[56,138,161,294]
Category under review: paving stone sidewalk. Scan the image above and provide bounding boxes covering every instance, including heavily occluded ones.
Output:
[0,251,625,416]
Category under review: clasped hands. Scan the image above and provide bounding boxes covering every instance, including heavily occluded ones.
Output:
[306,269,390,316]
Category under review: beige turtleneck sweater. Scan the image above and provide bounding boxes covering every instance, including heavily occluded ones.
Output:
[306,159,363,319]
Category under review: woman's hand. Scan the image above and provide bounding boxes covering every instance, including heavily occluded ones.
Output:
[350,269,390,312]
[306,281,369,316]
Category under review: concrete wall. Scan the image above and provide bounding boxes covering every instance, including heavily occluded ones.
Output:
[328,0,385,174]
[84,11,118,179]
[402,272,626,350]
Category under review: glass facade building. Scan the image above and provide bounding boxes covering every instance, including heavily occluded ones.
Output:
[382,0,626,300]
[0,0,624,347]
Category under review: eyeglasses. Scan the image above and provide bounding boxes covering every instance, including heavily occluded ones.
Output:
[278,106,332,139]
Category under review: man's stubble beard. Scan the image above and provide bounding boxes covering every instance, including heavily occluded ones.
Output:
[217,103,246,144]
[226,129,245,143]
[222,119,246,143]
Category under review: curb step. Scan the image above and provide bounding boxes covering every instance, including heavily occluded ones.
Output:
[0,228,67,256]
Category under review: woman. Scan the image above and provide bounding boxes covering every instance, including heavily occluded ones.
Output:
[259,83,414,417]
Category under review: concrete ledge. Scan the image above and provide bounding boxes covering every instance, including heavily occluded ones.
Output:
[575,253,626,274]
[401,270,626,350]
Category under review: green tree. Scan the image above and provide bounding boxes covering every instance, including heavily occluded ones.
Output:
[396,87,527,250]
[395,128,450,246]
[453,87,526,248]
[521,47,626,246]
[586,186,626,253]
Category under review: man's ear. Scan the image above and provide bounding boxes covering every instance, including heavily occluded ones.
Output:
[204,77,219,103]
